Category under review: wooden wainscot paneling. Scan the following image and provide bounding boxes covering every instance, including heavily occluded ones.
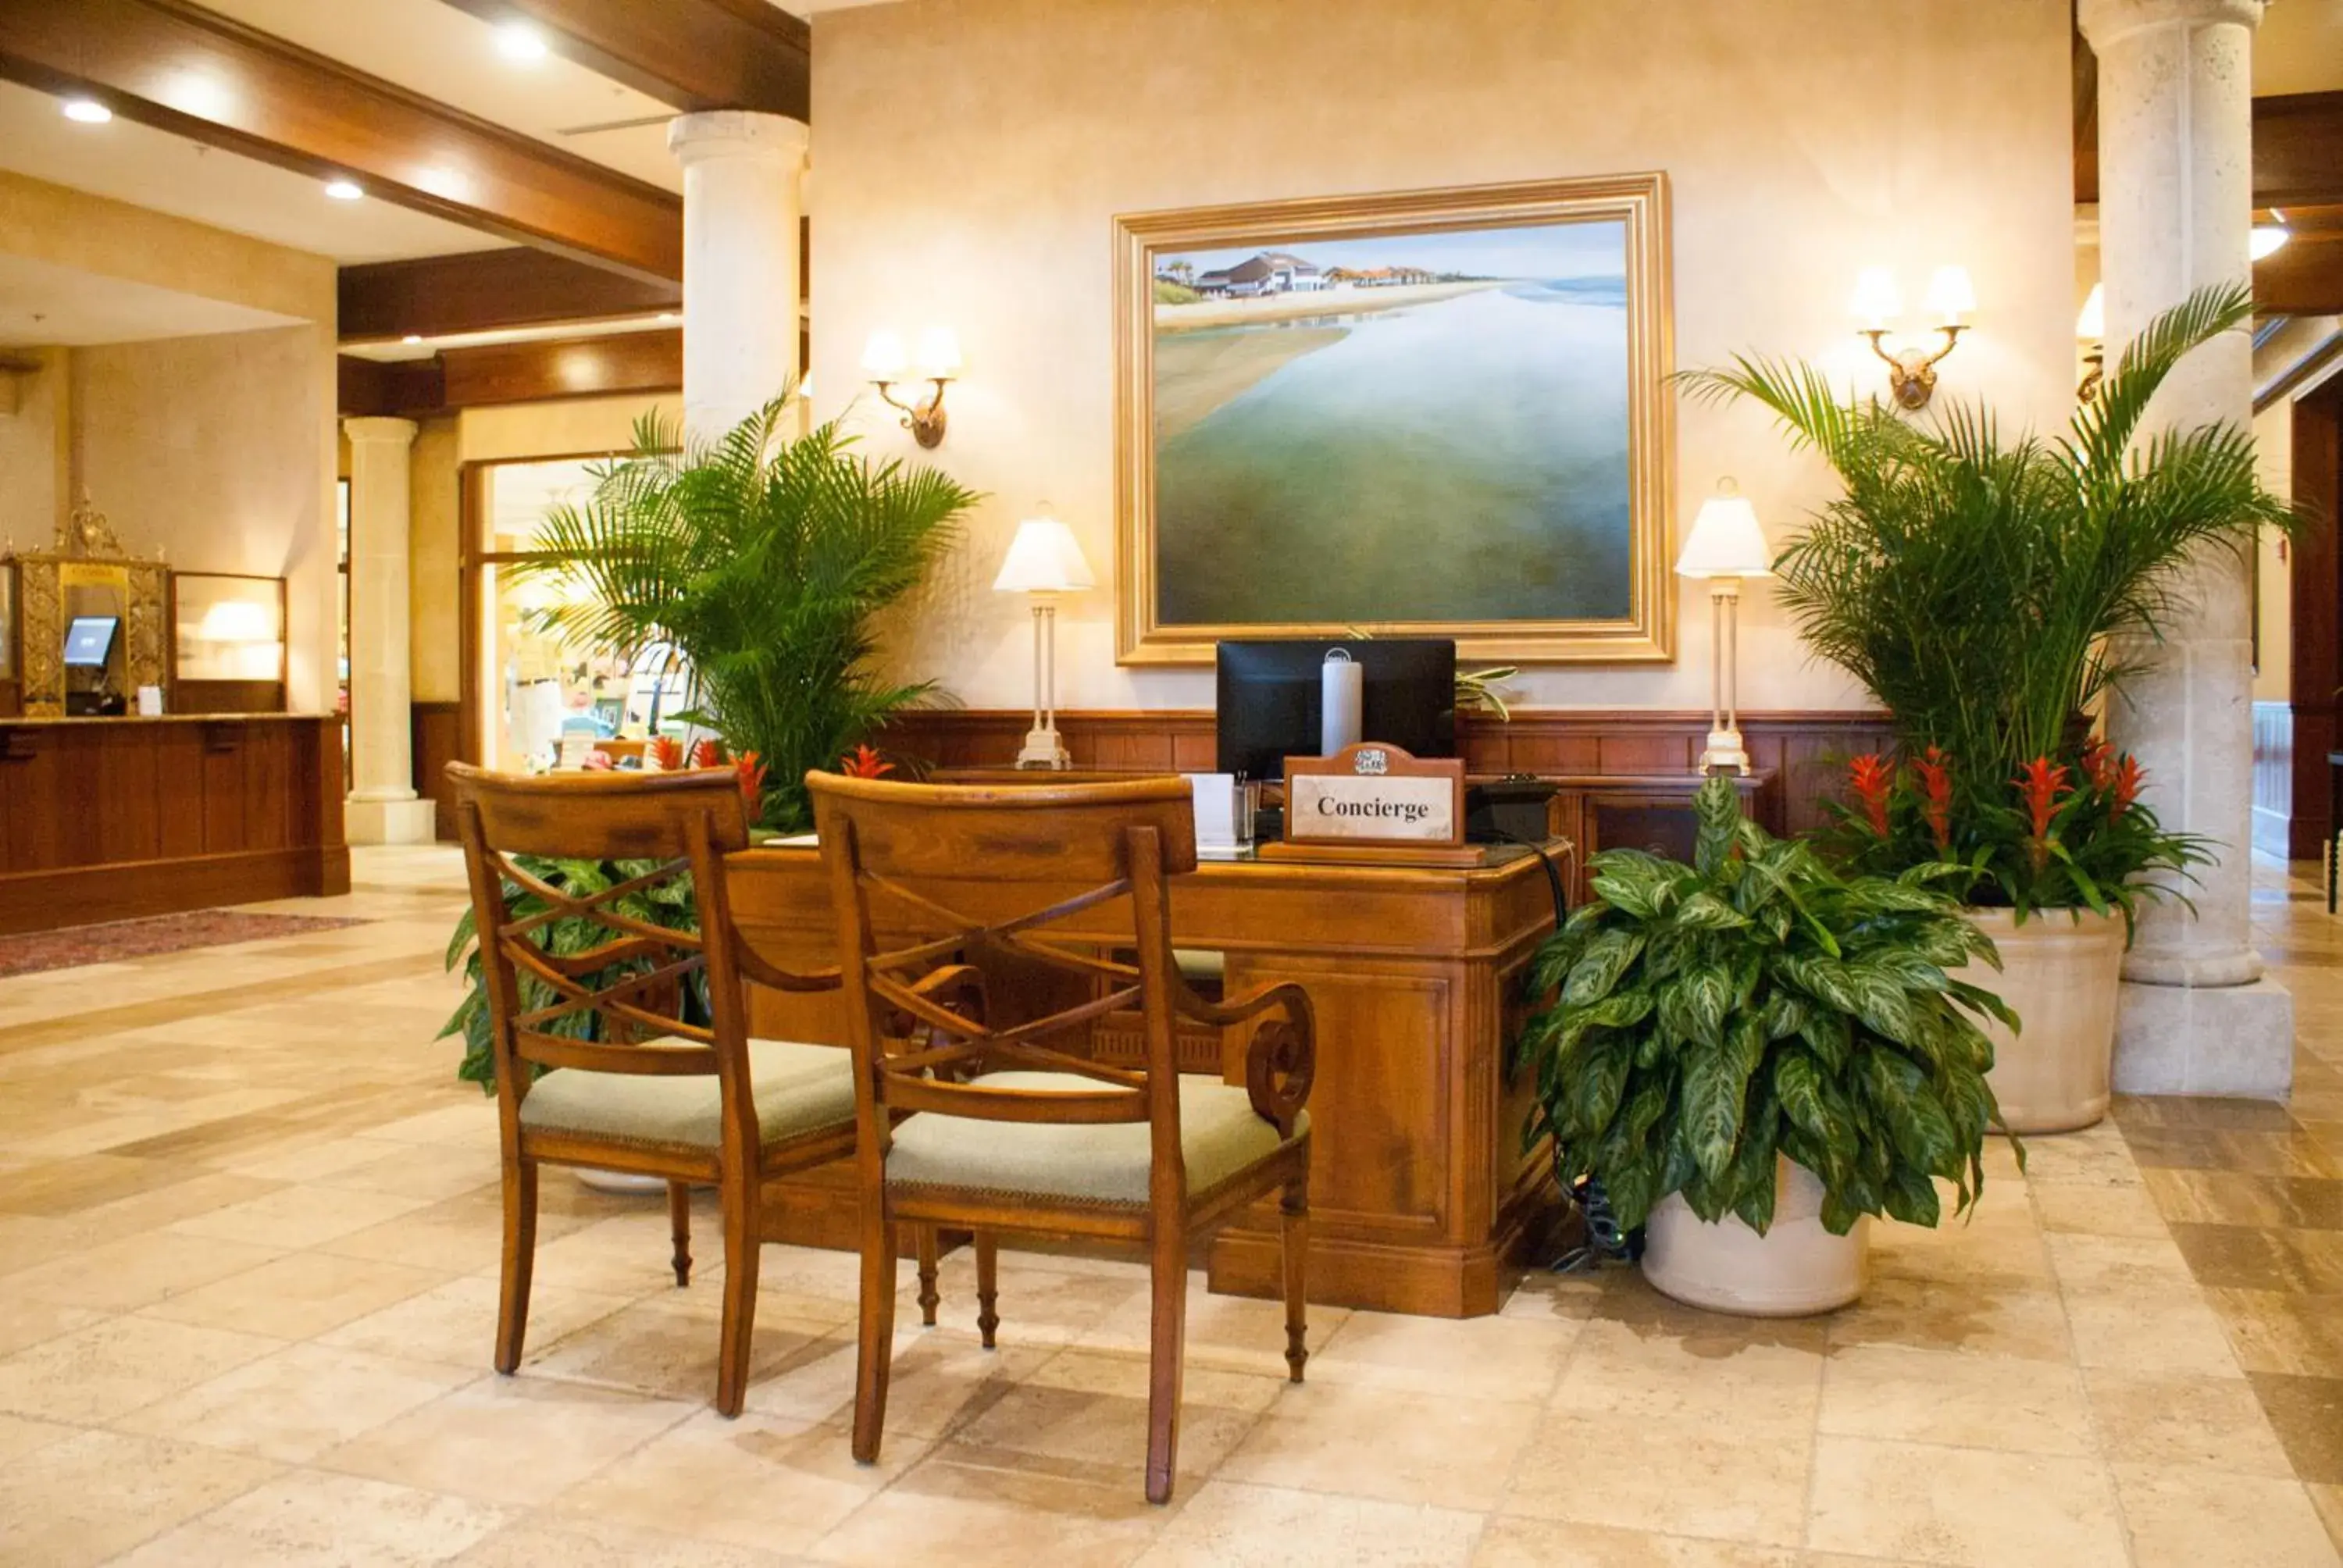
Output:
[2291,376,2343,861]
[412,700,462,842]
[0,714,348,934]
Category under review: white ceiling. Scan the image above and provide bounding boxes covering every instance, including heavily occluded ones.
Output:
[0,79,499,265]
[0,251,305,346]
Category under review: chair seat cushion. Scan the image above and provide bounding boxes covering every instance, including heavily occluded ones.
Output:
[517,1038,855,1152]
[886,1071,1307,1207]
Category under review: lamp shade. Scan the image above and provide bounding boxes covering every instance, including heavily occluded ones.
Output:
[1676,494,1772,579]
[1923,265,1975,325]
[993,515,1096,594]
[1849,267,1903,330]
[2077,283,2105,340]
[915,326,962,379]
[861,330,908,379]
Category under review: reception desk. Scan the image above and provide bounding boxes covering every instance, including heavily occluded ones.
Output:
[0,714,348,935]
[726,839,1567,1317]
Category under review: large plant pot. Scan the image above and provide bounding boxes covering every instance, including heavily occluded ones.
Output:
[1641,1159,1869,1317]
[1956,906,2124,1135]
[576,1168,667,1196]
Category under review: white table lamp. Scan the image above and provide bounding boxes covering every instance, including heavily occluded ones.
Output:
[1676,483,1772,775]
[994,511,1095,769]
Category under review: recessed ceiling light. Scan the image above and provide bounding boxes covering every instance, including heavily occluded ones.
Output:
[495,22,549,62]
[401,334,423,345]
[2250,221,2291,261]
[657,312,678,323]
[61,97,112,124]
[324,178,364,201]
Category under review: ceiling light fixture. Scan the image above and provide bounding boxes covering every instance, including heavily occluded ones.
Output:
[495,22,549,62]
[60,97,112,124]
[2251,213,2291,262]
[401,334,424,345]
[323,178,364,201]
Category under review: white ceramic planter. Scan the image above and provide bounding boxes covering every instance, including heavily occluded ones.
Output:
[1956,906,2125,1134]
[1641,1159,1869,1317]
[576,1167,667,1196]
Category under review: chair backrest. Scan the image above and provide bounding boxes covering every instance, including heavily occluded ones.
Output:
[449,762,757,1103]
[805,772,1200,1151]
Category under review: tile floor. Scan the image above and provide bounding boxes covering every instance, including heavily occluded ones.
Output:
[0,845,2337,1566]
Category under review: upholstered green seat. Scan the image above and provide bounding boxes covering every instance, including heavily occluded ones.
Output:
[517,1039,856,1152]
[885,1071,1307,1207]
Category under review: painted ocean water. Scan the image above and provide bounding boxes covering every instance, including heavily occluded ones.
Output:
[1154,278,1632,626]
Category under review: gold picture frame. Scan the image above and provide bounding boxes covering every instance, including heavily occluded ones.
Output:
[1114,173,1675,667]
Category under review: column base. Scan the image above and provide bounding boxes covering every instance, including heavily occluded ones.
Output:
[2111,976,2294,1101]
[345,795,438,846]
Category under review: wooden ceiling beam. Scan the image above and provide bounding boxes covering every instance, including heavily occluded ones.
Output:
[2257,231,2343,319]
[339,248,679,342]
[432,0,808,118]
[338,327,681,418]
[0,0,682,281]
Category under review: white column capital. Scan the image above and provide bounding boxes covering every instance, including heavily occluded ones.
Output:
[2079,0,2262,47]
[343,415,419,449]
[666,110,809,169]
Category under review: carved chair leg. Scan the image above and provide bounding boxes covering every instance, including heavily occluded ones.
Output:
[852,1213,900,1466]
[668,1180,694,1288]
[494,1156,537,1374]
[714,1185,760,1418]
[1281,1168,1309,1384]
[1143,1224,1187,1506]
[915,1225,940,1327]
[975,1231,1000,1349]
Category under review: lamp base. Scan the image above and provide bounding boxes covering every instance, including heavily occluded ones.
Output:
[1698,730,1752,775]
[1015,727,1071,771]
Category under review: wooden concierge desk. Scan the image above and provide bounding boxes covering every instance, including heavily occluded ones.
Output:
[0,714,349,935]
[729,839,1568,1317]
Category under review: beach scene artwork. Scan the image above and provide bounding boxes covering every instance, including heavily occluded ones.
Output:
[1149,217,1635,630]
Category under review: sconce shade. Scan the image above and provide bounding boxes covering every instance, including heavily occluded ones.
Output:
[2077,283,2105,340]
[861,330,908,379]
[1676,495,1772,579]
[994,515,1096,594]
[1924,265,1976,325]
[915,327,962,379]
[1849,267,1903,330]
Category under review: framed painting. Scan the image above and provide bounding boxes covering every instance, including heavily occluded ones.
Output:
[1114,173,1674,665]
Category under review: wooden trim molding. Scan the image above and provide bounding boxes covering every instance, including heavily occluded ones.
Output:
[430,0,809,118]
[339,250,682,344]
[0,0,682,281]
[340,330,681,418]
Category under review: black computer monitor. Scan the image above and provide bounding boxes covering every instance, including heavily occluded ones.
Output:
[62,615,119,669]
[1215,638,1456,782]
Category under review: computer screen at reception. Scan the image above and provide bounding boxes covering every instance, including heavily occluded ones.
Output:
[62,615,119,668]
[1214,637,1456,782]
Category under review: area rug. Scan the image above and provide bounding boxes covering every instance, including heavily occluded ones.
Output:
[0,911,373,979]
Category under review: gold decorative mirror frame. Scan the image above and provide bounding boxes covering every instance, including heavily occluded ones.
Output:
[6,491,166,715]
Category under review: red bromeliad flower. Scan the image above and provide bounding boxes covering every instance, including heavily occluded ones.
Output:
[1847,754,1894,837]
[1911,746,1954,855]
[689,738,726,770]
[2013,756,2072,840]
[733,750,769,821]
[840,743,895,780]
[647,734,683,772]
[2081,735,2118,794]
[2109,754,2144,820]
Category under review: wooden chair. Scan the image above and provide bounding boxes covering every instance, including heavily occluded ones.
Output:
[807,772,1317,1505]
[450,761,860,1417]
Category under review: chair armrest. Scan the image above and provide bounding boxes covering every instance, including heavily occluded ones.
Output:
[1178,978,1315,1137]
[886,962,989,1071]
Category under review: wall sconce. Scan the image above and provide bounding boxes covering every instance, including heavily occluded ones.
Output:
[1851,265,1973,411]
[2076,283,2106,402]
[862,327,958,447]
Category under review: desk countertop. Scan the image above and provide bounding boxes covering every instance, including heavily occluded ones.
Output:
[0,711,333,727]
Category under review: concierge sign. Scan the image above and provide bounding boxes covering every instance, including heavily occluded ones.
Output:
[1283,744,1467,849]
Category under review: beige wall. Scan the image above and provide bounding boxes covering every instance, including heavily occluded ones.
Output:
[0,348,69,552]
[409,416,462,704]
[811,0,2077,714]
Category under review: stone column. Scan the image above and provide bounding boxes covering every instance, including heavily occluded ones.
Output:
[342,416,435,846]
[2082,0,2291,1097]
[667,111,808,440]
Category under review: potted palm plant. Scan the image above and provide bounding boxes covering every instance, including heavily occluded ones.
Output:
[1519,778,2012,1314]
[1679,283,2296,1132]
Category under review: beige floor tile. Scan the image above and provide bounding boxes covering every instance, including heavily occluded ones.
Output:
[1555,1317,1824,1440]
[0,1228,284,1312]
[0,1411,75,1464]
[2083,1366,2297,1476]
[524,1297,839,1402]
[0,1294,106,1358]
[169,1183,436,1249]
[0,1313,284,1422]
[2063,1285,2246,1376]
[551,1408,914,1554]
[1823,1276,2074,1362]
[112,1342,474,1463]
[455,1514,812,1567]
[951,1344,1283,1483]
[1136,1478,1483,1567]
[1817,1344,2095,1454]
[744,1322,1052,1438]
[1309,1306,1579,1403]
[1070,1265,1351,1375]
[905,1253,1151,1348]
[1470,1519,1798,1567]
[0,1428,281,1568]
[0,1213,97,1279]
[1804,1436,2127,1566]
[2310,1483,2343,1559]
[813,1443,1171,1567]
[313,1193,526,1275]
[319,1274,634,1370]
[1503,1410,1809,1548]
[317,1374,696,1506]
[2112,1463,2342,1568]
[319,1142,503,1203]
[139,1250,451,1338]
[2031,1180,2173,1238]
[2044,1229,2198,1292]
[109,1470,515,1566]
[1218,1380,1537,1509]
